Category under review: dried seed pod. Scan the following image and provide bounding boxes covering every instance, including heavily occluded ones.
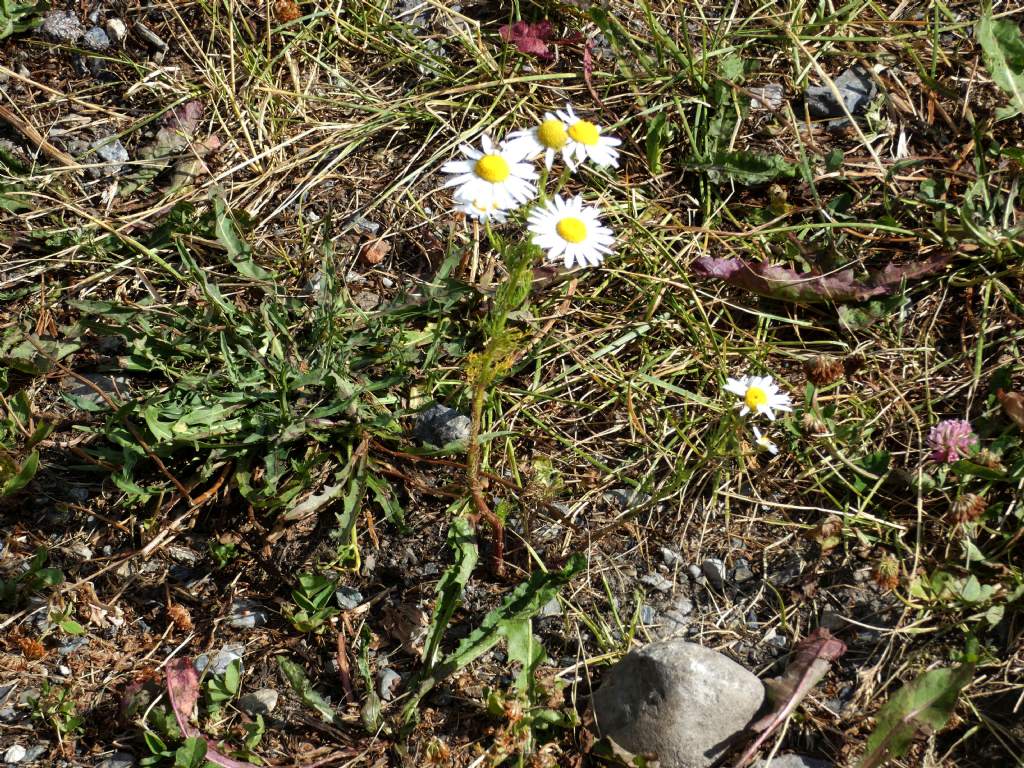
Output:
[843,351,867,377]
[274,0,300,22]
[974,448,1005,470]
[801,411,828,435]
[996,388,1024,429]
[17,636,46,660]
[950,493,987,524]
[874,555,900,591]
[804,355,843,386]
[167,602,193,631]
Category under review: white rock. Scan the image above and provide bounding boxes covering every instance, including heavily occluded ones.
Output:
[105,18,128,43]
[238,688,278,716]
[3,744,27,764]
[591,640,766,768]
[752,755,833,768]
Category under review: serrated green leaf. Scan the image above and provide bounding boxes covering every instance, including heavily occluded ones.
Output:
[402,554,586,724]
[704,150,798,185]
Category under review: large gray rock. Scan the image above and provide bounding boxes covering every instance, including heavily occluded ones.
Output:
[592,640,766,768]
[752,755,833,768]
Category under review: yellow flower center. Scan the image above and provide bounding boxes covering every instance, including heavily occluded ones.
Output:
[568,120,600,146]
[475,154,510,183]
[745,386,768,410]
[537,119,568,149]
[556,217,588,243]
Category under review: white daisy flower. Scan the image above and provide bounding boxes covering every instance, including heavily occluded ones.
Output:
[454,196,508,223]
[555,104,622,170]
[752,426,779,455]
[526,195,614,269]
[504,112,570,170]
[724,374,792,420]
[441,135,537,211]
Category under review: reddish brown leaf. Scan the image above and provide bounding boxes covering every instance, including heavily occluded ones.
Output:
[166,657,260,768]
[162,101,205,134]
[733,628,847,768]
[693,253,952,304]
[499,20,554,60]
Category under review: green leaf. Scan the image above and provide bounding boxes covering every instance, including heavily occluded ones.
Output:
[857,664,974,767]
[276,656,341,725]
[703,150,798,185]
[0,0,44,39]
[174,737,208,768]
[977,15,1024,120]
[503,618,545,694]
[838,296,909,331]
[213,196,274,281]
[402,554,586,724]
[422,513,479,667]
[2,450,38,496]
[950,459,1006,480]
[59,619,85,635]
[645,112,673,174]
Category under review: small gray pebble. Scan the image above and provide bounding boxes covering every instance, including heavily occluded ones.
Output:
[227,599,268,629]
[414,404,471,448]
[83,26,110,50]
[686,564,702,580]
[68,542,93,560]
[41,10,84,43]
[21,745,47,762]
[214,644,244,674]
[732,558,754,584]
[640,572,674,593]
[90,137,129,175]
[377,669,401,701]
[4,745,27,764]
[335,587,363,610]
[96,752,137,768]
[749,83,784,111]
[752,754,834,768]
[0,684,15,706]
[238,689,278,716]
[0,707,18,722]
[701,558,726,590]
[804,66,877,120]
[640,605,658,625]
[659,546,683,568]
[538,596,562,618]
